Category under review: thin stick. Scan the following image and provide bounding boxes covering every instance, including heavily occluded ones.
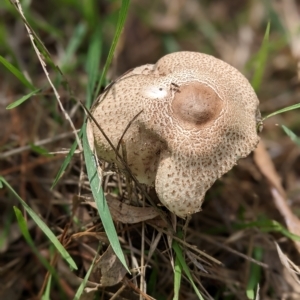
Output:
[109,284,127,300]
[139,196,146,299]
[0,131,78,159]
[12,0,82,150]
[116,110,143,153]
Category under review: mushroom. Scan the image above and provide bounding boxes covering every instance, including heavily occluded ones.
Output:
[86,51,261,218]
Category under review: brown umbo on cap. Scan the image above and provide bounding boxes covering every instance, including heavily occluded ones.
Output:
[87,51,261,218]
[171,82,223,130]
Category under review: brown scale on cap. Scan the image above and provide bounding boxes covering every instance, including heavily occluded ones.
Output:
[87,51,261,218]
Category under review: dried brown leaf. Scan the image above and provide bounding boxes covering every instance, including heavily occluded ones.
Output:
[97,245,127,286]
[87,194,159,224]
[253,141,285,196]
[271,188,300,252]
[254,141,300,252]
[274,242,300,296]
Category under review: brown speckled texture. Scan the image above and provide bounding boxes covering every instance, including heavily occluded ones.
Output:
[87,51,261,218]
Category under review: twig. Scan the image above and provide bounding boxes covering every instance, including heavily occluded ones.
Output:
[0,131,78,159]
[116,110,143,153]
[12,0,82,150]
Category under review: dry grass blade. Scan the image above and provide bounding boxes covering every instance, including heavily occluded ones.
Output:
[11,0,82,149]
[0,131,77,159]
[116,110,144,153]
[151,226,222,266]
[275,243,300,284]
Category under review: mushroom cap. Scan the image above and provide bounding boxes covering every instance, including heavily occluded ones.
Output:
[87,51,261,218]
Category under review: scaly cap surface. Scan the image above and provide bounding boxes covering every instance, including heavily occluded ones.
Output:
[87,51,261,217]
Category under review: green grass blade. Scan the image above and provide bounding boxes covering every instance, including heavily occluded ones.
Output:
[173,255,182,300]
[13,206,58,277]
[60,23,87,70]
[41,273,52,300]
[172,241,204,300]
[14,207,65,299]
[235,218,300,241]
[42,245,56,300]
[80,0,97,28]
[9,0,69,89]
[0,55,36,90]
[85,25,102,108]
[82,125,130,272]
[9,0,56,69]
[73,244,100,300]
[6,88,41,109]
[26,13,62,39]
[0,177,78,270]
[251,21,270,92]
[94,0,130,98]
[29,143,53,157]
[51,128,83,189]
[263,102,300,120]
[52,23,102,188]
[147,260,158,295]
[246,247,263,300]
[282,125,300,147]
[0,210,13,251]
[53,0,128,188]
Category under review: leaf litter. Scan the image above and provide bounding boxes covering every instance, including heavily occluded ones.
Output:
[2,0,300,299]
